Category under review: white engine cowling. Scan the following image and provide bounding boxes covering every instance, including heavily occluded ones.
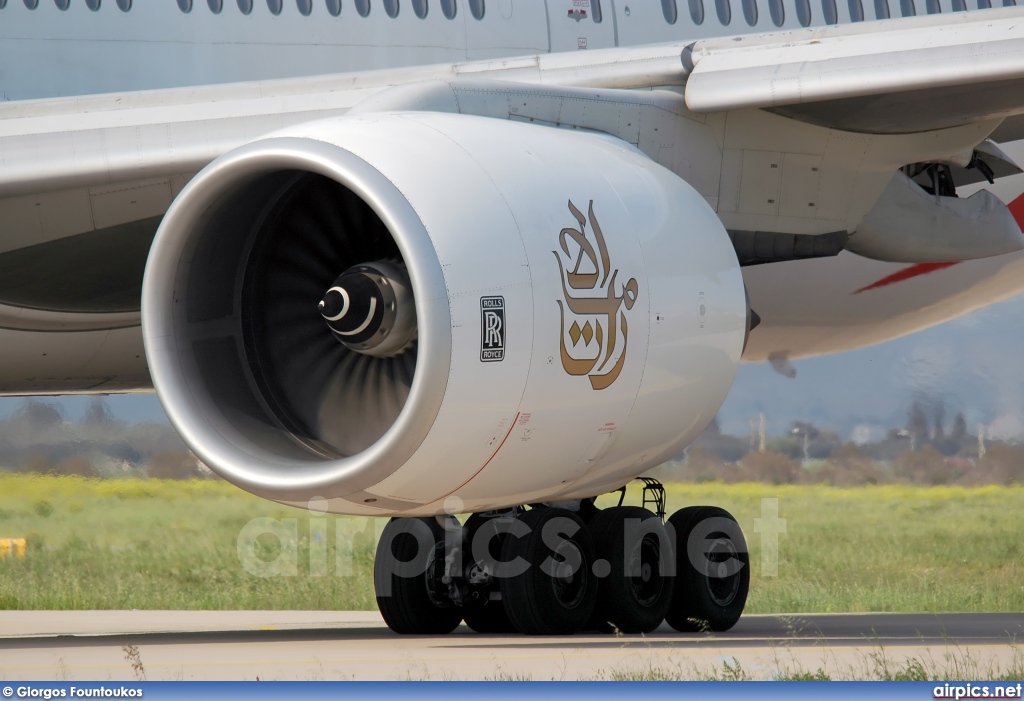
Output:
[142,112,746,516]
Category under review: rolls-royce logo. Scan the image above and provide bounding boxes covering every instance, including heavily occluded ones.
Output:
[553,200,638,390]
[480,296,505,362]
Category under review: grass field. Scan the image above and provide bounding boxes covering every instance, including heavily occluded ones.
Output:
[0,474,1022,612]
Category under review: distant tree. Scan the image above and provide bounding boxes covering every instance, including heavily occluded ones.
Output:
[18,452,56,474]
[932,409,969,456]
[147,452,200,480]
[14,400,64,430]
[53,455,98,477]
[808,428,842,460]
[951,413,968,441]
[82,398,116,429]
[970,443,1024,485]
[906,402,929,451]
[653,446,735,483]
[737,451,799,485]
[767,435,804,460]
[689,417,750,463]
[808,443,889,486]
[933,404,946,442]
[893,444,968,485]
[775,422,840,461]
[790,422,820,440]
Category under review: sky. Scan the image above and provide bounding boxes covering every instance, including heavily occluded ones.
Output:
[2,290,1022,442]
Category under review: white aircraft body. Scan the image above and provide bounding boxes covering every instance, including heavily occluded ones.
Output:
[4,0,1024,636]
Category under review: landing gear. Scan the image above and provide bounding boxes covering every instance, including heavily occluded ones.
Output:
[499,508,598,635]
[587,506,674,634]
[372,485,749,637]
[460,513,516,633]
[665,505,749,632]
[374,516,462,635]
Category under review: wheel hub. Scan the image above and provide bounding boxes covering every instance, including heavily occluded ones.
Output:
[550,541,588,609]
[628,534,664,607]
[704,537,742,607]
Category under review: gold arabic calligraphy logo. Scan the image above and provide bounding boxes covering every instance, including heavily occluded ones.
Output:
[553,200,639,391]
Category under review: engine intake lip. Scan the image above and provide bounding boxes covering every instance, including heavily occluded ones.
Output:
[142,136,451,502]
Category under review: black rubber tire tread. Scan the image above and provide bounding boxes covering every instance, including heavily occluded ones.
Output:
[499,508,598,635]
[374,517,463,635]
[461,513,516,634]
[665,505,750,633]
[587,506,674,634]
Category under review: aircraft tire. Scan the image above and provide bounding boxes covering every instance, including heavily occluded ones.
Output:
[499,507,598,635]
[374,517,463,635]
[665,505,749,632]
[587,506,674,634]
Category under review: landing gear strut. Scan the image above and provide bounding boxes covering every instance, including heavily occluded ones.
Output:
[372,482,749,636]
[460,513,516,633]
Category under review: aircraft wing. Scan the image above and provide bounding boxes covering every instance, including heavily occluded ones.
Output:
[5,8,1024,198]
[0,43,689,200]
[683,7,1024,133]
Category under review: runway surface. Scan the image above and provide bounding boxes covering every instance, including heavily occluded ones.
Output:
[1,611,1021,681]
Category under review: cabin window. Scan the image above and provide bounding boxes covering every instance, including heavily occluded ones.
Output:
[468,0,483,18]
[384,0,399,16]
[178,0,192,12]
[238,0,252,11]
[592,0,602,21]
[688,0,705,23]
[821,0,838,21]
[297,0,312,13]
[208,0,223,12]
[742,0,757,24]
[325,0,341,14]
[87,0,101,9]
[268,0,282,13]
[356,0,370,15]
[662,0,679,21]
[900,0,915,15]
[796,0,811,24]
[848,0,864,18]
[716,0,731,23]
[413,0,428,17]
[116,0,130,9]
[769,0,784,23]
[55,0,70,9]
[441,0,456,17]
[23,0,37,9]
[874,0,889,18]
[1003,0,1015,6]
[926,0,940,10]
[951,0,965,8]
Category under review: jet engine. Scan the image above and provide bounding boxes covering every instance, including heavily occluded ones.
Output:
[142,112,747,516]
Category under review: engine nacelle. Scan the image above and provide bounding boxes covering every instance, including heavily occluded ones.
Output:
[142,112,746,516]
